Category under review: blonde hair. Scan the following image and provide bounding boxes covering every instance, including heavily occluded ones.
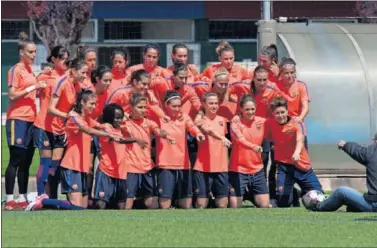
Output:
[18,31,34,52]
[215,40,234,56]
[214,67,229,79]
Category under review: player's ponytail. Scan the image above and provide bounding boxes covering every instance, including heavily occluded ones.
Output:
[216,40,234,56]
[91,65,111,84]
[74,89,95,114]
[18,31,34,52]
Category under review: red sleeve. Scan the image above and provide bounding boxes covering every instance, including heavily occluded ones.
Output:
[185,116,200,136]
[8,67,21,88]
[68,116,88,135]
[148,120,160,135]
[299,82,310,102]
[200,67,213,82]
[230,122,244,140]
[187,87,202,111]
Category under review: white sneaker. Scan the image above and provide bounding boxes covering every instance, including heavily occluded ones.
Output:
[24,201,37,211]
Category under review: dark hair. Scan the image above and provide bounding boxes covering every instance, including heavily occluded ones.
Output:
[164,90,181,105]
[111,48,130,64]
[129,92,147,107]
[260,44,278,64]
[143,43,160,55]
[279,57,297,69]
[47,46,70,63]
[18,32,34,52]
[216,40,234,56]
[172,60,188,76]
[202,92,218,103]
[172,43,188,54]
[269,96,288,112]
[91,65,111,84]
[102,103,124,125]
[130,69,150,84]
[76,44,96,60]
[65,57,87,70]
[74,89,95,114]
[251,66,269,94]
[240,94,256,109]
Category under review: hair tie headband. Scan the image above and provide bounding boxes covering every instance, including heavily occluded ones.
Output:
[165,96,180,104]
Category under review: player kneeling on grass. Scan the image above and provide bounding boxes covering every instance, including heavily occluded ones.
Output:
[265,97,323,208]
[156,91,205,209]
[193,92,232,209]
[26,90,121,210]
[93,104,148,210]
[229,94,270,208]
[303,135,377,212]
[123,93,175,209]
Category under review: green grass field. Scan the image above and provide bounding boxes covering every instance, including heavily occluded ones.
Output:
[1,126,39,176]
[2,208,377,247]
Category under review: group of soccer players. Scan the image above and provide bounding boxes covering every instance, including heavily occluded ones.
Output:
[4,32,324,211]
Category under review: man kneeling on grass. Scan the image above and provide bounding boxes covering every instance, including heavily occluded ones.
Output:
[305,134,377,212]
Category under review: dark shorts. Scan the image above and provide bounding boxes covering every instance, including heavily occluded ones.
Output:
[276,162,323,207]
[193,171,229,198]
[229,169,269,197]
[6,119,34,149]
[158,169,192,199]
[93,168,127,202]
[60,167,88,195]
[90,136,101,155]
[127,169,157,198]
[33,127,66,150]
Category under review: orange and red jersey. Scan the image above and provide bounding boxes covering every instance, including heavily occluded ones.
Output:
[121,118,159,173]
[166,64,200,85]
[156,113,201,170]
[200,63,248,83]
[194,115,228,173]
[98,125,127,180]
[34,69,66,131]
[229,82,280,117]
[108,68,129,94]
[150,79,201,115]
[126,64,170,83]
[230,117,265,174]
[49,75,77,134]
[106,85,165,122]
[278,80,310,118]
[264,117,311,171]
[7,63,37,122]
[191,82,237,122]
[89,90,108,121]
[60,112,99,173]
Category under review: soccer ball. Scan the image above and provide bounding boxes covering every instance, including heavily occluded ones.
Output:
[302,190,325,210]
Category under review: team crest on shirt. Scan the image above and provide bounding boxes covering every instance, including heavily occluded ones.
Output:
[261,97,268,104]
[16,138,22,145]
[291,90,299,98]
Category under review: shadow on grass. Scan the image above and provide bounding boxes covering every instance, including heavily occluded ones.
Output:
[354,216,377,222]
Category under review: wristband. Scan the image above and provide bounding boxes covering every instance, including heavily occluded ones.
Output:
[25,85,36,93]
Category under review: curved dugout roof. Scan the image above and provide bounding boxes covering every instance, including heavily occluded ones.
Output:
[276,23,377,144]
[275,23,377,171]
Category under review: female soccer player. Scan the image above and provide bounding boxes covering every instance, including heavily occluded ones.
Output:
[4,32,47,210]
[76,45,97,90]
[193,92,232,209]
[34,45,70,198]
[94,103,148,210]
[229,94,269,208]
[126,44,170,83]
[254,44,280,85]
[106,69,169,122]
[123,93,175,210]
[265,97,322,207]
[156,91,205,209]
[200,41,248,83]
[47,58,88,198]
[109,48,130,93]
[166,43,200,84]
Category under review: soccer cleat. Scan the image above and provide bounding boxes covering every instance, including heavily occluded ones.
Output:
[17,201,29,210]
[24,194,49,211]
[4,201,19,211]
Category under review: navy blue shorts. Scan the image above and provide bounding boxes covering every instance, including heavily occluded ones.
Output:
[6,119,34,149]
[60,167,89,195]
[93,168,127,202]
[276,162,323,207]
[127,169,157,198]
[193,171,229,198]
[158,169,192,199]
[229,169,269,197]
[33,127,66,150]
[90,136,101,154]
